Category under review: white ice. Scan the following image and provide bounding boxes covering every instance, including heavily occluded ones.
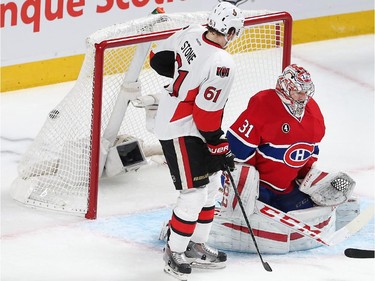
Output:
[1,34,374,281]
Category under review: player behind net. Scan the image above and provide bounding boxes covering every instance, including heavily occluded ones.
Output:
[149,2,245,280]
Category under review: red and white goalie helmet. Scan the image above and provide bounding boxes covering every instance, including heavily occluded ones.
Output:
[276,64,315,118]
[207,2,245,38]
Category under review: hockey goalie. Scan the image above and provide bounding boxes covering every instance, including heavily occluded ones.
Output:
[207,64,358,254]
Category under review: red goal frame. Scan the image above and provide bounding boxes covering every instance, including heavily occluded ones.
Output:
[86,11,293,219]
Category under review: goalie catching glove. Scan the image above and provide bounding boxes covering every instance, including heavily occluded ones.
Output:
[207,138,235,172]
[299,167,356,206]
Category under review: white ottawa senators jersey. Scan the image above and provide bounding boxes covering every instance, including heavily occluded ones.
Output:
[151,24,236,141]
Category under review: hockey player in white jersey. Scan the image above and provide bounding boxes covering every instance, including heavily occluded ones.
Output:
[149,2,244,279]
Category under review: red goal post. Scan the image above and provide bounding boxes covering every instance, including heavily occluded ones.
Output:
[10,10,292,219]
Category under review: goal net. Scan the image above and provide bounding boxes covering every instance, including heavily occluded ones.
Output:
[10,9,292,219]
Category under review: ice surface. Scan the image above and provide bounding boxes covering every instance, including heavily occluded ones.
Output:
[1,34,374,281]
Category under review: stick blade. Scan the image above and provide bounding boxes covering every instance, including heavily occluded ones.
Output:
[263,262,273,272]
[344,248,375,259]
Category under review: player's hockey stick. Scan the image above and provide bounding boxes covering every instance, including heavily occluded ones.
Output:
[344,248,375,258]
[255,200,374,247]
[225,168,272,272]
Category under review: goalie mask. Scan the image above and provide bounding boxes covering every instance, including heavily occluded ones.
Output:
[276,64,315,118]
[207,2,245,46]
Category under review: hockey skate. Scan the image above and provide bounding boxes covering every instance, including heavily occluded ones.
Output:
[184,241,227,269]
[163,244,192,281]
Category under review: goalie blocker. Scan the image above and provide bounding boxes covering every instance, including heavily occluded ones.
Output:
[207,164,359,254]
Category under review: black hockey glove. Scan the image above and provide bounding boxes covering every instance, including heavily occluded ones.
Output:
[207,139,235,172]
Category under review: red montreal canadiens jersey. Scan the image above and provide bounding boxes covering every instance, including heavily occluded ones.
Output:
[227,89,325,193]
[152,25,235,140]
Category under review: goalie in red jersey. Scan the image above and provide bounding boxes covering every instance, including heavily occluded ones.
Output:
[207,64,356,254]
[227,64,325,212]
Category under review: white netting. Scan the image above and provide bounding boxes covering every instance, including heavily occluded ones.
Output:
[10,10,289,217]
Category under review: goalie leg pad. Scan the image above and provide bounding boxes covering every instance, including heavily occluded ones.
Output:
[288,206,336,252]
[209,205,336,254]
[335,196,360,230]
[219,164,259,218]
[209,213,291,254]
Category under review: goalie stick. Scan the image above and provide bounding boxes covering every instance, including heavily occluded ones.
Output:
[255,200,374,247]
[344,248,375,259]
[225,168,272,272]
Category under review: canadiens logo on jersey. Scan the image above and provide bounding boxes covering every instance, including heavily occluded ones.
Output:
[283,142,315,168]
[216,67,230,77]
[257,142,316,169]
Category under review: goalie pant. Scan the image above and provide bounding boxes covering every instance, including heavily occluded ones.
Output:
[207,164,359,254]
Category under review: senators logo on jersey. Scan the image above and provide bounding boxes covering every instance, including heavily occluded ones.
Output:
[216,67,230,78]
